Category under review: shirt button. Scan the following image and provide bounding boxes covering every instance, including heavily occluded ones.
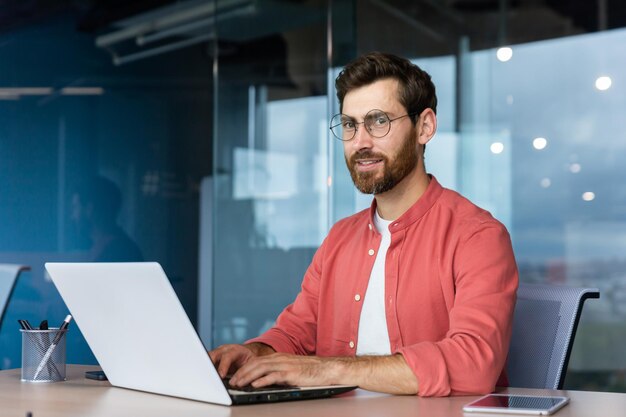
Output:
[368,249,375,256]
[354,294,361,301]
[349,341,355,349]
[368,223,372,230]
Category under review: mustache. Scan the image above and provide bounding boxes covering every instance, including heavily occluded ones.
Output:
[348,150,387,165]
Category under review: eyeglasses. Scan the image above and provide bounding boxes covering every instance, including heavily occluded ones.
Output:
[329,109,417,141]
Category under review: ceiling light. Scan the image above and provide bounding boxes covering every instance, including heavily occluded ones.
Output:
[0,87,52,96]
[569,163,581,173]
[95,0,254,66]
[60,87,105,95]
[496,47,513,62]
[490,142,504,154]
[595,76,612,91]
[582,192,595,201]
[533,137,548,150]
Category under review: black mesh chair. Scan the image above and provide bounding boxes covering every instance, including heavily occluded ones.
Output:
[0,264,29,327]
[507,282,600,389]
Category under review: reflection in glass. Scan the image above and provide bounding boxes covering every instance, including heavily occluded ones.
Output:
[497,47,513,62]
[533,137,548,150]
[595,76,612,91]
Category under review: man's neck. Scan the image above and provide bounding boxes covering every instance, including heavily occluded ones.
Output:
[374,166,430,221]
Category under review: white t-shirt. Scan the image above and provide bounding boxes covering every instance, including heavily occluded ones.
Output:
[356,210,392,356]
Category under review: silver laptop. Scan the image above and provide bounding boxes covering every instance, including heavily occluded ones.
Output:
[45,262,356,405]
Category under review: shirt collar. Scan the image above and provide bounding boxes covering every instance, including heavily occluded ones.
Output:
[368,174,444,232]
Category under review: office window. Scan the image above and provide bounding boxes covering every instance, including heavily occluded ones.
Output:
[1,0,624,394]
[208,0,329,347]
[209,1,626,392]
[466,30,626,390]
[0,8,212,368]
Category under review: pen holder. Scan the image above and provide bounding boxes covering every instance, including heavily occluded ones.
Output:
[20,329,67,382]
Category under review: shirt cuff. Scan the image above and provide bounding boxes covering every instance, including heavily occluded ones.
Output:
[246,328,300,355]
[396,343,451,397]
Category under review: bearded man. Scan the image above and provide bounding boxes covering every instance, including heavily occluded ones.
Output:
[210,52,518,397]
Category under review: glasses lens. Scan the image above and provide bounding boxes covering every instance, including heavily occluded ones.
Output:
[365,110,391,138]
[330,114,355,141]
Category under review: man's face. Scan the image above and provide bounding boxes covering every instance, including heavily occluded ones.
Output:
[342,78,419,195]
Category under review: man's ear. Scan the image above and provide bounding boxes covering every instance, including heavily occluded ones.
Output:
[417,108,437,146]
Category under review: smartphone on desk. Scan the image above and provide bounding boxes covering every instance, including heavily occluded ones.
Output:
[463,394,569,415]
[85,370,108,381]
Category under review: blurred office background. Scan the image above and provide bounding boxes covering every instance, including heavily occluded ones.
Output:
[0,0,624,392]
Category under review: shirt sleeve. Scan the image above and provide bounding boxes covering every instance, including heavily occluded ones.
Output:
[245,237,326,355]
[396,222,518,396]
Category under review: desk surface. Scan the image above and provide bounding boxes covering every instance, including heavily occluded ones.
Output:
[1,365,625,417]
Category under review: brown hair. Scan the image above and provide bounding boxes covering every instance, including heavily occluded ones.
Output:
[335,52,437,123]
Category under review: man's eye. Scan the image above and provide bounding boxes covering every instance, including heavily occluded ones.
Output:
[366,113,388,127]
[342,120,356,129]
[372,114,390,125]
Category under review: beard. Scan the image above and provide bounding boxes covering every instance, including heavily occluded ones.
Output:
[345,131,419,195]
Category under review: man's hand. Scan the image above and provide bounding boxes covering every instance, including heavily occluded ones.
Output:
[209,342,275,379]
[228,353,339,388]
[228,353,419,395]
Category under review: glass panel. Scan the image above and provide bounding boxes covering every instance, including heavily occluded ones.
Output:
[329,1,626,393]
[211,0,329,347]
[3,0,623,394]
[470,30,626,391]
[0,8,212,369]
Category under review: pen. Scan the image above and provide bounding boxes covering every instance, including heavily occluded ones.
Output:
[17,320,33,330]
[32,315,72,380]
[39,319,57,378]
[18,320,31,330]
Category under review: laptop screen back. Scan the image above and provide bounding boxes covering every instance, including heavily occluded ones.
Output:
[45,262,232,405]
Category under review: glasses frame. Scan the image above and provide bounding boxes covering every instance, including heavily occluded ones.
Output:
[329,109,418,141]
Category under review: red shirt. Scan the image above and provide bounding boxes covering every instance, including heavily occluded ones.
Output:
[248,176,518,396]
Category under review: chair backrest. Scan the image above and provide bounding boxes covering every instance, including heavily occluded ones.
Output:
[0,264,29,328]
[507,282,599,389]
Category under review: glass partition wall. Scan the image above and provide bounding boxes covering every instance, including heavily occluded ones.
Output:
[1,0,624,393]
[208,0,330,347]
[0,8,212,368]
[211,0,626,392]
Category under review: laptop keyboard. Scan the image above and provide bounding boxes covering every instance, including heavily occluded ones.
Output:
[223,378,299,392]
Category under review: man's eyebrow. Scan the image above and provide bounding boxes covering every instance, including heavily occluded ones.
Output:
[366,110,388,116]
[342,110,387,119]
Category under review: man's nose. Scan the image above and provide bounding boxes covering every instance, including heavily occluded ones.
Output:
[351,124,374,149]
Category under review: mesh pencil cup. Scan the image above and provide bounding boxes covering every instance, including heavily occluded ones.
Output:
[20,328,67,382]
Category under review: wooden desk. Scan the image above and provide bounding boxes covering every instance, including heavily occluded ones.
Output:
[1,365,625,417]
